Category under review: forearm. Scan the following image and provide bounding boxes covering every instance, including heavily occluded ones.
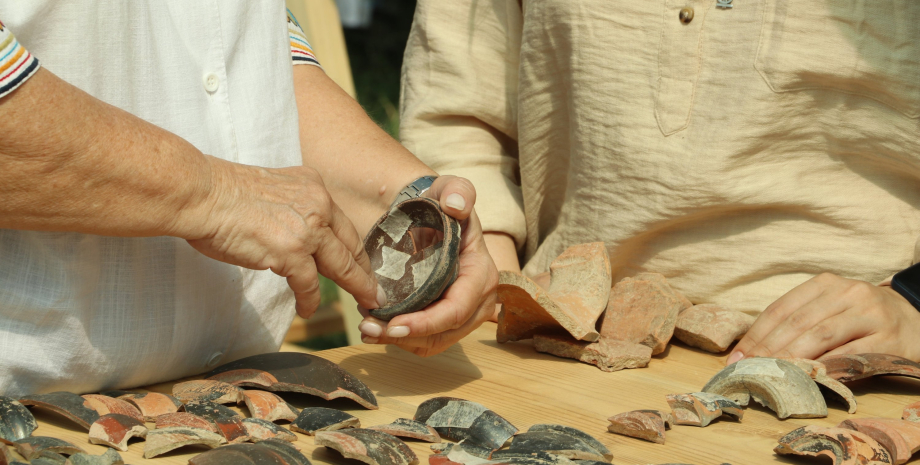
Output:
[0,68,212,238]
[484,232,520,272]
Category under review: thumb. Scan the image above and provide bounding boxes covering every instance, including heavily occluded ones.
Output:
[425,175,476,221]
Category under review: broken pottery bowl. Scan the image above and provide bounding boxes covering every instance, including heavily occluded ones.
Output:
[173,380,244,405]
[155,412,219,433]
[290,407,360,435]
[143,426,225,459]
[838,418,920,465]
[499,429,610,462]
[368,418,440,443]
[187,442,298,465]
[782,358,857,414]
[241,418,298,443]
[80,395,143,423]
[819,353,920,383]
[181,401,240,423]
[315,428,419,465]
[414,397,517,449]
[13,436,85,460]
[63,448,124,465]
[0,396,37,441]
[673,304,754,353]
[18,392,100,431]
[606,410,672,444]
[214,415,252,444]
[702,357,827,419]
[87,414,147,451]
[665,392,742,427]
[240,390,299,423]
[525,424,611,461]
[118,392,182,421]
[775,425,892,465]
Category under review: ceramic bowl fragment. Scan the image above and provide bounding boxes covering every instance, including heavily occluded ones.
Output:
[315,428,418,465]
[414,397,517,449]
[63,449,124,465]
[782,358,857,414]
[215,416,252,444]
[702,357,827,419]
[291,407,360,435]
[18,392,100,430]
[173,380,244,405]
[240,390,299,423]
[533,334,652,373]
[155,412,219,433]
[775,425,892,465]
[0,396,37,441]
[87,414,147,452]
[80,395,143,423]
[255,438,312,465]
[143,426,225,459]
[665,392,742,427]
[206,352,378,409]
[368,418,440,442]
[903,402,920,422]
[0,443,23,465]
[489,450,583,465]
[838,418,920,465]
[186,443,288,465]
[525,424,611,461]
[673,304,754,353]
[241,418,297,443]
[500,430,609,462]
[606,410,672,444]
[181,401,240,423]
[118,392,182,421]
[13,436,85,460]
[819,353,920,383]
[598,272,689,355]
[429,442,493,459]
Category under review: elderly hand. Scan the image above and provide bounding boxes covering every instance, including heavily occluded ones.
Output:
[356,176,500,357]
[727,272,920,364]
[183,156,382,318]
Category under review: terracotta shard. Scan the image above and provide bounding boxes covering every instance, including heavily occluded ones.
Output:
[0,396,37,442]
[80,395,143,423]
[0,444,22,465]
[632,273,693,311]
[206,352,378,410]
[118,392,182,421]
[18,392,100,430]
[368,418,440,442]
[903,402,920,422]
[533,334,652,373]
[63,449,124,465]
[240,390,299,423]
[775,425,892,465]
[87,414,147,452]
[315,428,419,465]
[173,380,244,405]
[187,443,288,465]
[702,357,827,419]
[502,430,608,461]
[155,412,219,433]
[673,304,754,353]
[526,425,611,461]
[241,418,297,443]
[13,437,85,460]
[819,353,920,383]
[181,401,240,423]
[497,243,611,343]
[414,397,518,449]
[143,426,225,459]
[665,392,742,427]
[215,416,252,444]
[783,358,857,414]
[599,274,685,355]
[838,418,920,465]
[606,410,672,444]
[291,407,360,435]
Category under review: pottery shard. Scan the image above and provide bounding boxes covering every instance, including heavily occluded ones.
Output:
[291,407,360,435]
[13,436,85,460]
[600,274,686,355]
[181,401,240,423]
[782,358,857,414]
[368,418,440,443]
[215,416,252,444]
[0,396,37,442]
[87,414,148,452]
[673,304,754,353]
[903,402,920,422]
[665,392,742,427]
[63,449,124,465]
[18,392,100,431]
[240,390,299,423]
[118,392,182,421]
[839,418,920,465]
[526,424,611,461]
[414,397,518,450]
[775,425,893,465]
[702,357,827,419]
[155,412,219,433]
[173,380,244,405]
[80,395,143,423]
[143,426,226,459]
[497,243,611,343]
[533,334,652,373]
[241,418,297,443]
[819,353,920,383]
[606,410,672,444]
[316,429,419,465]
[501,429,610,462]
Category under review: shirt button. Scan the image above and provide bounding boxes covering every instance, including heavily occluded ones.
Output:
[206,352,223,367]
[679,7,695,24]
[203,73,220,93]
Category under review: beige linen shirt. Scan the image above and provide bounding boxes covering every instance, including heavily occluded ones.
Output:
[400,0,920,314]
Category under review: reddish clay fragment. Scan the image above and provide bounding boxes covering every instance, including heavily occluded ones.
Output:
[665,392,742,427]
[181,401,240,423]
[291,407,360,435]
[315,429,419,465]
[19,392,100,430]
[215,416,252,444]
[819,353,920,383]
[0,444,20,465]
[206,352,378,410]
[118,392,182,421]
[600,274,686,355]
[775,425,892,465]
[173,380,244,405]
[13,436,85,460]
[143,426,225,459]
[64,448,124,465]
[607,410,672,444]
[80,395,143,423]
[673,304,754,353]
[368,418,440,442]
[632,273,693,311]
[903,402,920,422]
[155,412,219,433]
[241,418,297,443]
[839,418,920,465]
[88,414,147,452]
[533,334,652,373]
[240,390,299,423]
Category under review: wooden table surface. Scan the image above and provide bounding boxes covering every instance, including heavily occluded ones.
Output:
[30,322,920,465]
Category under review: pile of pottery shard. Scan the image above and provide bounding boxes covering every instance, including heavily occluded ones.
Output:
[606,353,920,465]
[496,242,756,371]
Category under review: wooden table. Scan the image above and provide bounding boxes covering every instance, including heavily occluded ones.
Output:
[30,322,920,464]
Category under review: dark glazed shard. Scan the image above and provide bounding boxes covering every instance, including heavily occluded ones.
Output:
[215,416,252,444]
[18,392,100,430]
[665,392,743,427]
[291,407,360,435]
[414,397,517,449]
[187,443,288,465]
[526,424,611,461]
[257,438,313,465]
[241,418,297,443]
[775,425,892,465]
[502,430,610,461]
[429,442,492,459]
[63,449,124,465]
[0,396,37,441]
[13,437,85,460]
[606,410,672,444]
[80,395,143,423]
[173,380,244,404]
[240,390,299,423]
[119,392,182,421]
[87,414,147,451]
[488,450,581,465]
[155,412,219,433]
[206,352,378,409]
[182,401,240,423]
[819,353,920,383]
[368,418,440,442]
[143,426,225,459]
[315,428,419,465]
[702,357,827,419]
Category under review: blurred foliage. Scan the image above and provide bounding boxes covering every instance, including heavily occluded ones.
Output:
[295,331,349,351]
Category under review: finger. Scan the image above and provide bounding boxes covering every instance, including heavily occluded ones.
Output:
[328,202,374,275]
[822,334,884,358]
[777,311,871,360]
[742,289,850,360]
[313,228,381,310]
[374,297,495,353]
[283,256,321,319]
[357,315,387,339]
[425,175,476,221]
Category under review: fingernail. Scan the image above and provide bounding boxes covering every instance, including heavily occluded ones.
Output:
[361,335,379,344]
[359,320,383,338]
[387,326,410,338]
[377,284,387,308]
[726,351,744,365]
[446,193,466,211]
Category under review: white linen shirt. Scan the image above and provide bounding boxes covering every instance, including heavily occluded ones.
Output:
[0,2,303,397]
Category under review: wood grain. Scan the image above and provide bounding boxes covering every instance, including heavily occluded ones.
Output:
[28,322,920,464]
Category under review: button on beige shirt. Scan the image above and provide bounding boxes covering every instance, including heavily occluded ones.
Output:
[400,0,920,314]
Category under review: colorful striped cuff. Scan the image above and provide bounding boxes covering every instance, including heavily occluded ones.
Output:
[0,20,40,100]
[287,9,321,68]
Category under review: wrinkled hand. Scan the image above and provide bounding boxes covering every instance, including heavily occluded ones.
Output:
[183,156,381,318]
[356,176,499,357]
[728,273,920,364]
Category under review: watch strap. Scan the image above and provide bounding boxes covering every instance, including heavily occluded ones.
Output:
[390,176,437,210]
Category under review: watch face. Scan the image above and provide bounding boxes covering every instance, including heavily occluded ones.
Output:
[892,263,920,311]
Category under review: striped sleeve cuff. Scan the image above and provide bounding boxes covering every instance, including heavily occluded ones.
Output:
[0,20,40,99]
[286,9,321,68]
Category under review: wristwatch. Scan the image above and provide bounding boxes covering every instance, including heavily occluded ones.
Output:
[389,176,437,210]
[891,262,920,311]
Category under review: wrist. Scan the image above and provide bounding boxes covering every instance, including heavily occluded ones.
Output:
[163,150,226,240]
